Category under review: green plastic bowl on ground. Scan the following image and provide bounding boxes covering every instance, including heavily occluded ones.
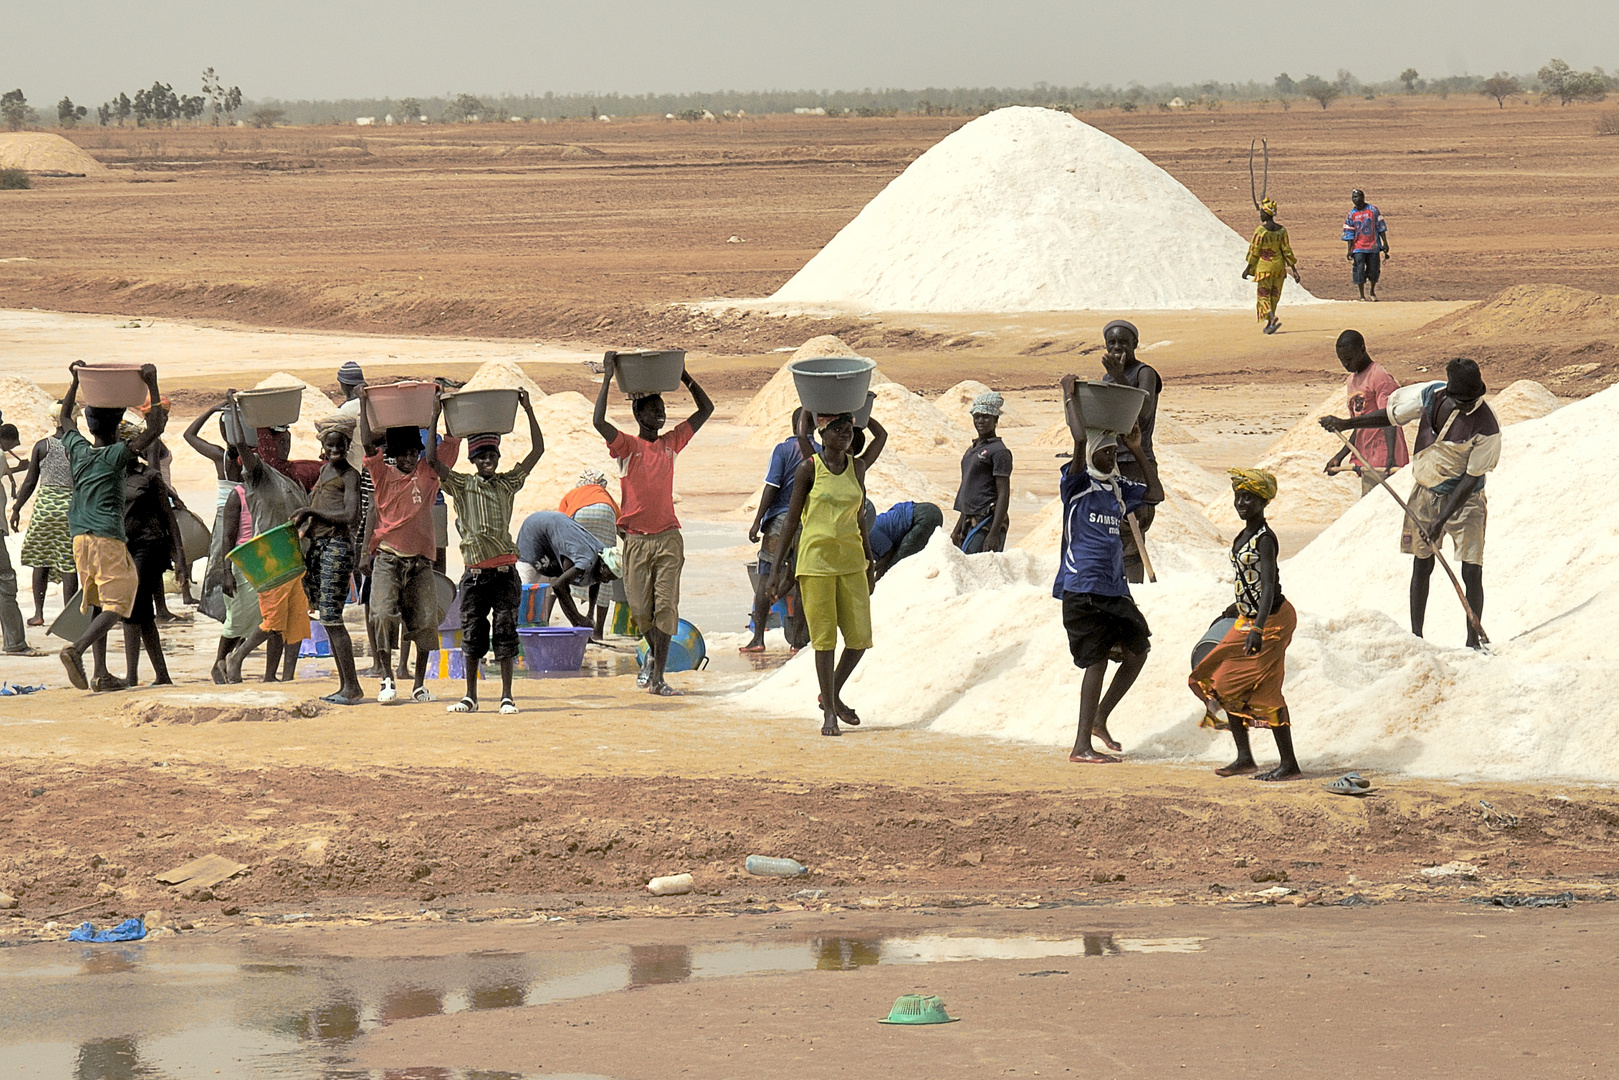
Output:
[877,994,959,1025]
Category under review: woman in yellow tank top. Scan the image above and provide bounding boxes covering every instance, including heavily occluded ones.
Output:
[768,409,888,736]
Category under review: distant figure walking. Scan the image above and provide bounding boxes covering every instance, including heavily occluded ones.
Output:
[11,406,79,629]
[1241,198,1301,335]
[1343,189,1390,301]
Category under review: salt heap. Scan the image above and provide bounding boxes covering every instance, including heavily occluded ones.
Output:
[736,384,1619,783]
[0,132,109,176]
[1488,379,1559,426]
[768,107,1318,313]
[0,375,57,448]
[934,380,1030,428]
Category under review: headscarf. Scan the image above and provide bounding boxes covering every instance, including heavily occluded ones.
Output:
[315,414,357,441]
[1259,197,1278,216]
[1229,468,1278,501]
[599,545,623,579]
[815,412,853,431]
[969,391,1004,417]
[1445,358,1487,402]
[578,468,610,488]
[1102,319,1139,345]
[467,433,501,458]
[337,361,365,387]
[1084,429,1119,481]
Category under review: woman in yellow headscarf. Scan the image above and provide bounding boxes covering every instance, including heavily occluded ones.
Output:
[1189,468,1301,781]
[1241,198,1302,335]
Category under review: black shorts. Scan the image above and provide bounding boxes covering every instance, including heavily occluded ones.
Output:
[1352,250,1381,284]
[460,565,520,661]
[124,541,171,624]
[1062,591,1151,669]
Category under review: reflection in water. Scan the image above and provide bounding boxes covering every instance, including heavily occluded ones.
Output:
[628,945,692,986]
[381,987,445,1022]
[814,938,882,971]
[307,997,364,1042]
[74,1037,139,1080]
[78,950,139,977]
[467,982,527,1011]
[1085,933,1115,956]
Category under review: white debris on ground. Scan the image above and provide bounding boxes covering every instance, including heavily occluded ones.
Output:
[768,106,1319,313]
[736,385,1619,783]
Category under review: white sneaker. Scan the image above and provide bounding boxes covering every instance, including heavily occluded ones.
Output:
[377,678,397,703]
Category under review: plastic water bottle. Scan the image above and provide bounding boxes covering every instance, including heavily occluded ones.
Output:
[645,873,694,896]
[746,855,808,877]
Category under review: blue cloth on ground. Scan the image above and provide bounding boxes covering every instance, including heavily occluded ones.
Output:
[68,917,146,942]
[0,683,45,695]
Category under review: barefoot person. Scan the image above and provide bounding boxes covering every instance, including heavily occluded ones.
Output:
[1321,357,1499,650]
[1190,469,1301,781]
[119,442,185,687]
[768,410,877,736]
[1241,198,1302,335]
[1100,320,1164,583]
[432,390,544,715]
[10,406,79,630]
[287,418,364,705]
[55,361,169,691]
[744,408,816,653]
[1323,330,1408,497]
[592,354,714,696]
[1055,374,1162,763]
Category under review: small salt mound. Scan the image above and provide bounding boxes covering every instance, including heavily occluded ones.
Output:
[0,374,57,449]
[866,381,969,456]
[1032,409,1196,449]
[498,390,621,520]
[769,107,1318,313]
[458,358,548,401]
[933,380,1030,428]
[254,373,336,461]
[1489,380,1559,426]
[732,449,955,521]
[736,335,888,437]
[0,132,109,176]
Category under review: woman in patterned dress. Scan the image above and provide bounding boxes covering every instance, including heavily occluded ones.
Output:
[1189,468,1301,781]
[10,407,79,625]
[1241,199,1303,335]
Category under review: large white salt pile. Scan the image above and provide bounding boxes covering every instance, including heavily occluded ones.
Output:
[735,384,1619,783]
[0,375,57,449]
[934,380,1030,429]
[254,372,336,460]
[769,107,1318,313]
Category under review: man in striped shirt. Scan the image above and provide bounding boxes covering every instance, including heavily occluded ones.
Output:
[430,388,543,715]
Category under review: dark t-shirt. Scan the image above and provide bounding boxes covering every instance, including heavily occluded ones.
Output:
[954,437,1013,518]
[1103,360,1161,465]
[62,431,136,542]
[123,467,173,552]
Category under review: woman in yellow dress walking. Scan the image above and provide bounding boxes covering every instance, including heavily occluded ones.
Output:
[1241,198,1303,335]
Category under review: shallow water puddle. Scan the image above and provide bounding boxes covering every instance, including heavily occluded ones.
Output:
[1,931,1201,1077]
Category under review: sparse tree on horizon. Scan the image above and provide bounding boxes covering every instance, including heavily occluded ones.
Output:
[1534,59,1604,104]
[223,86,242,122]
[397,97,422,123]
[1400,68,1420,93]
[203,67,224,125]
[1,89,38,130]
[96,102,111,126]
[442,93,486,123]
[57,96,87,128]
[1482,74,1522,108]
[1298,74,1340,109]
[249,107,285,128]
[114,92,132,127]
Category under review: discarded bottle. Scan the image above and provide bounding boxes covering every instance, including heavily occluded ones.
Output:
[746,855,808,877]
[645,873,694,896]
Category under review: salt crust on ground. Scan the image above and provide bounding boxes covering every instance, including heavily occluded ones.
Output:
[0,132,109,175]
[769,107,1318,313]
[736,385,1619,783]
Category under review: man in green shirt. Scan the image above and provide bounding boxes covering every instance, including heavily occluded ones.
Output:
[429,389,543,715]
[55,361,168,691]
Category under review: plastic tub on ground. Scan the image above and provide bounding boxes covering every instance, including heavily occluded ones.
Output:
[234,386,303,430]
[519,626,594,674]
[612,350,686,396]
[634,618,707,673]
[442,388,519,438]
[364,382,437,430]
[787,357,877,416]
[75,365,148,409]
[1072,381,1149,434]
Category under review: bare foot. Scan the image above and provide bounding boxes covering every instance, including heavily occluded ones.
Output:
[1095,724,1122,752]
[1255,765,1305,782]
[820,720,841,737]
[1069,749,1121,763]
[1215,760,1258,777]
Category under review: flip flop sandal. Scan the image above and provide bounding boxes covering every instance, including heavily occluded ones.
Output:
[1326,773,1373,795]
[738,644,767,653]
[320,691,361,706]
[411,687,436,703]
[499,698,519,715]
[648,683,681,697]
[5,647,47,658]
[446,697,478,713]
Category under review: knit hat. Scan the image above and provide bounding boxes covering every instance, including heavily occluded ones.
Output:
[468,433,501,458]
[969,391,1004,417]
[1446,358,1487,401]
[1102,319,1139,345]
[337,361,365,387]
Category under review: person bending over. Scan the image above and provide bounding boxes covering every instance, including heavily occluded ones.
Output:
[868,500,944,584]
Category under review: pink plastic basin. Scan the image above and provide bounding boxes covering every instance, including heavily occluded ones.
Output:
[365,381,437,430]
[76,365,148,409]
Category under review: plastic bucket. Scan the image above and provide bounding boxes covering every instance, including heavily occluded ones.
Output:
[177,509,211,566]
[612,350,686,396]
[227,522,306,592]
[1073,381,1149,434]
[76,365,148,409]
[788,357,876,416]
[519,626,593,674]
[235,386,303,430]
[364,381,437,430]
[220,404,249,447]
[634,618,707,673]
[1191,616,1238,669]
[48,588,91,642]
[441,388,519,438]
[853,390,876,429]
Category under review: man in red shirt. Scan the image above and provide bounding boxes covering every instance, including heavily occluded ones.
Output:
[592,353,713,696]
[358,390,461,704]
[1324,330,1409,496]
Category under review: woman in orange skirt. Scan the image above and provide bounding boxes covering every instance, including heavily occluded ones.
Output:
[1190,468,1301,781]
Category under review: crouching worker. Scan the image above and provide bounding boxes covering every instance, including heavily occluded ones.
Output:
[432,389,543,715]
[358,389,462,704]
[1189,469,1301,782]
[288,416,363,705]
[55,362,169,690]
[1055,374,1162,763]
[515,511,621,634]
[868,500,943,585]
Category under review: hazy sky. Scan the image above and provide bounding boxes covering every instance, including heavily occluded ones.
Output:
[4,1,1615,104]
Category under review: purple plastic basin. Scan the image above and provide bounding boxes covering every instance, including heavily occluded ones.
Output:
[518,626,593,675]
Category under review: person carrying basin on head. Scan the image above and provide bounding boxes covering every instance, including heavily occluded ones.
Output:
[1241,198,1302,335]
[592,352,714,697]
[432,390,544,716]
[1320,357,1499,650]
[744,407,817,653]
[866,499,943,586]
[1190,468,1302,782]
[10,403,79,634]
[54,362,170,691]
[1323,330,1408,497]
[1099,320,1163,583]
[767,407,887,736]
[951,391,1013,554]
[1055,374,1162,763]
[284,415,364,705]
